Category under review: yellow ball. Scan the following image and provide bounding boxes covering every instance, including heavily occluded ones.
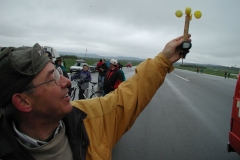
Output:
[185,7,191,15]
[194,11,202,19]
[175,10,183,18]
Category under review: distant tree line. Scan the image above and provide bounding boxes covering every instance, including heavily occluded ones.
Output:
[60,55,78,59]
[180,64,206,69]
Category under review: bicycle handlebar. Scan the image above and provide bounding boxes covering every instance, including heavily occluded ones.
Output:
[90,82,98,85]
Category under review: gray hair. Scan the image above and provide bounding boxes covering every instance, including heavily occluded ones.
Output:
[0,81,35,121]
[1,102,18,121]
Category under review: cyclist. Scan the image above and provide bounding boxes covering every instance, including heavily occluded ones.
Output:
[71,65,92,99]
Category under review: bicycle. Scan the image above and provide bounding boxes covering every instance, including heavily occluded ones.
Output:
[83,82,103,99]
[70,80,102,100]
[70,79,80,101]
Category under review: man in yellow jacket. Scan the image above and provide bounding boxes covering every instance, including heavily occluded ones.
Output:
[0,35,191,160]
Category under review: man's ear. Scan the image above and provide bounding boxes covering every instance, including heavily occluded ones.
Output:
[12,94,32,112]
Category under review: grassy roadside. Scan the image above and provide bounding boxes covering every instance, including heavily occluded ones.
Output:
[174,64,239,79]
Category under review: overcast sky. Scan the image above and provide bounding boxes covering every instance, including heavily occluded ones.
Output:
[1,0,239,67]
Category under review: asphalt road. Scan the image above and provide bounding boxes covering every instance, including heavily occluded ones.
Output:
[111,68,239,160]
[69,67,239,159]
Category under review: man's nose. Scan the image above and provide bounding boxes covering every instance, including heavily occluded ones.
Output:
[60,75,71,88]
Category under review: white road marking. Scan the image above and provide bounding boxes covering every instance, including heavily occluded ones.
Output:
[171,73,189,81]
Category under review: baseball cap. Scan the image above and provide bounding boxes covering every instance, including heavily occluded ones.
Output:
[110,59,118,65]
[0,43,50,108]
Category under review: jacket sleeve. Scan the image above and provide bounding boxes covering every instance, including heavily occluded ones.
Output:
[82,72,91,83]
[104,64,109,71]
[71,71,80,80]
[71,53,174,158]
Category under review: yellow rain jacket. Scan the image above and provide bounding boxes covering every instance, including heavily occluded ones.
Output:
[71,53,174,160]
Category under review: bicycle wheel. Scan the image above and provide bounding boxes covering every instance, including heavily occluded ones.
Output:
[90,90,102,98]
[83,89,89,99]
[89,91,95,99]
[71,88,76,101]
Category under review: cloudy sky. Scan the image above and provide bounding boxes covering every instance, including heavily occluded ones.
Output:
[1,0,239,67]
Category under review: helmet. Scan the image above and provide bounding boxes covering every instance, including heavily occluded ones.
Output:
[110,59,118,65]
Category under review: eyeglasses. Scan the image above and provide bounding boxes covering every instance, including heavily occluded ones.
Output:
[24,69,62,91]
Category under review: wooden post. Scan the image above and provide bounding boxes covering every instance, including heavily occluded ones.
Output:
[183,15,190,41]
[181,14,191,59]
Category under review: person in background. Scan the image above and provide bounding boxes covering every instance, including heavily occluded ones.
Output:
[98,59,108,89]
[103,59,123,95]
[55,57,72,95]
[118,62,123,70]
[96,59,103,70]
[227,72,231,79]
[71,65,91,99]
[224,72,227,78]
[0,35,191,160]
[55,57,66,72]
[54,57,69,79]
[106,60,110,68]
[118,62,126,81]
[96,59,103,83]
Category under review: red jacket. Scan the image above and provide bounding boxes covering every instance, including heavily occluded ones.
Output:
[96,62,103,71]
[103,68,123,94]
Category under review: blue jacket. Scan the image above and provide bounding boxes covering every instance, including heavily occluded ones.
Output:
[71,70,91,90]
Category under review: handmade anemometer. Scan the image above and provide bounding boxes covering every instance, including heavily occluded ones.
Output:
[175,7,202,58]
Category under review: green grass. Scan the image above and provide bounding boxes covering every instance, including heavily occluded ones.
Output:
[174,65,239,79]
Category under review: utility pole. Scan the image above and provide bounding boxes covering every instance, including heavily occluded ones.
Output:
[85,47,87,59]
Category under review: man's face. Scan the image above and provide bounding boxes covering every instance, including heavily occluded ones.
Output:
[110,63,115,69]
[26,62,72,120]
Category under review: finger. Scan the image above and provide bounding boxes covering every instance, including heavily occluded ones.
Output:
[187,34,191,42]
[174,36,184,41]
[175,34,191,40]
[174,37,185,47]
[175,34,191,42]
